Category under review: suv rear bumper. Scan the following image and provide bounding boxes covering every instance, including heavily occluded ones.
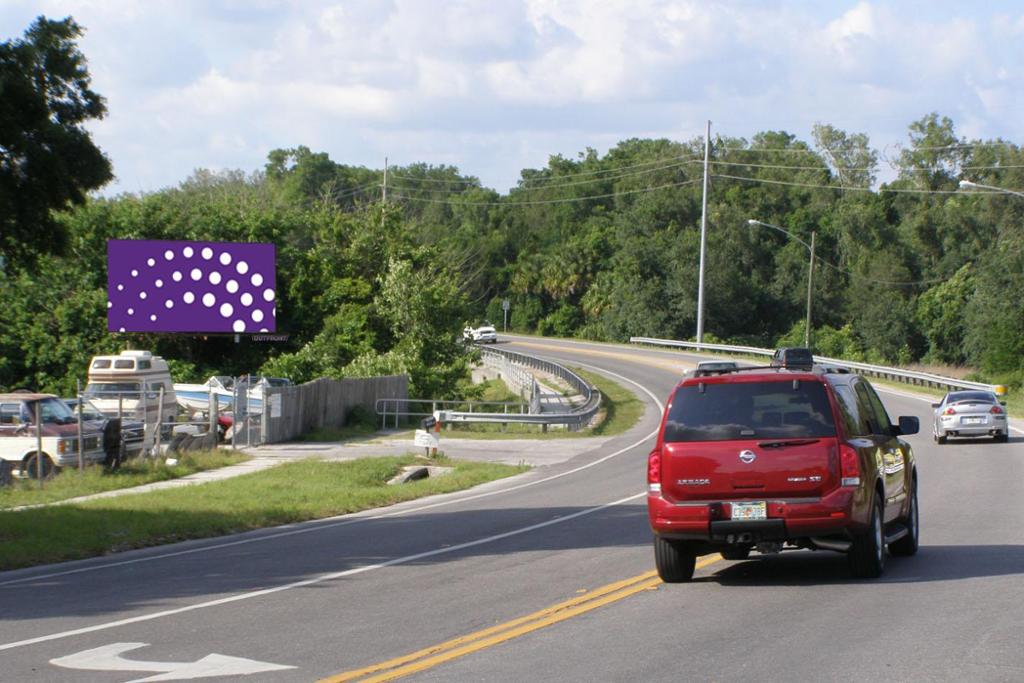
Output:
[648,486,861,541]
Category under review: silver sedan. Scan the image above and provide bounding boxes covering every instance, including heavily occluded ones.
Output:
[932,390,1009,444]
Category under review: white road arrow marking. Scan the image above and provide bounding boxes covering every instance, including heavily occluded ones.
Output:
[50,642,295,682]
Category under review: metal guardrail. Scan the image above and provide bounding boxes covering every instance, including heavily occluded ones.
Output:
[629,337,1004,394]
[376,347,603,430]
[375,398,529,429]
[480,347,594,404]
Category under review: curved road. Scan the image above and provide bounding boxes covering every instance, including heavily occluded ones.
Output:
[2,336,1022,681]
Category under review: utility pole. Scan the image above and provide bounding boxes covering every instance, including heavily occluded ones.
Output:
[381,156,388,227]
[805,231,816,348]
[695,120,711,347]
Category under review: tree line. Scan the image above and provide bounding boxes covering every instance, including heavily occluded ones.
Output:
[2,17,1022,398]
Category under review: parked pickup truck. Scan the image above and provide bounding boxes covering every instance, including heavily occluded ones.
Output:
[0,393,106,478]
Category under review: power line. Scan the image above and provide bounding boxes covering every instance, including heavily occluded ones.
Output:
[323,181,381,202]
[387,174,481,185]
[391,178,703,206]
[718,140,1021,155]
[744,221,950,287]
[513,153,700,186]
[391,158,702,195]
[712,173,970,195]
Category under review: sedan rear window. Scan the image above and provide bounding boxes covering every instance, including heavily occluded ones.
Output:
[946,391,995,404]
[664,380,837,442]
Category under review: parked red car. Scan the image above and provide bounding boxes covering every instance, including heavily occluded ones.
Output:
[647,356,920,581]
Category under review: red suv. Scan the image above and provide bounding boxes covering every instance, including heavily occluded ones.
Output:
[647,359,920,581]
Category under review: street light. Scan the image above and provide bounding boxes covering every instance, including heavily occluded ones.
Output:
[747,219,816,348]
[958,179,1024,199]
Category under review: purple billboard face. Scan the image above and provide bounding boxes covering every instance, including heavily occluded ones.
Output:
[107,240,277,333]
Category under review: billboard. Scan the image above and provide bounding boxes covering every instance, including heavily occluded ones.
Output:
[107,240,276,334]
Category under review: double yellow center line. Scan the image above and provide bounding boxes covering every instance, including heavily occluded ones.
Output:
[321,556,722,682]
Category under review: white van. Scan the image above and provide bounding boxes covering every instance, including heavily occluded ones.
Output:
[84,350,178,449]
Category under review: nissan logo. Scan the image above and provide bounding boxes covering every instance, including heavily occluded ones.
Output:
[739,450,756,464]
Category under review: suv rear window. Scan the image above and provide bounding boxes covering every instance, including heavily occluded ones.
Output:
[664,380,837,442]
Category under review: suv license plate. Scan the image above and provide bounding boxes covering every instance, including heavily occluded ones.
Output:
[731,501,767,520]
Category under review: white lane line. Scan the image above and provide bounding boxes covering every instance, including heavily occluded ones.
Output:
[0,492,647,653]
[0,364,663,589]
[0,364,665,653]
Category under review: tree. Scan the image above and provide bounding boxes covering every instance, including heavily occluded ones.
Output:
[812,124,877,188]
[895,113,963,191]
[0,16,112,269]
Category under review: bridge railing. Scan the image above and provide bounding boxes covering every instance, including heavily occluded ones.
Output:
[376,346,603,430]
[629,337,1004,394]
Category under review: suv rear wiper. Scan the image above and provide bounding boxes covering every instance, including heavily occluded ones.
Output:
[757,438,821,449]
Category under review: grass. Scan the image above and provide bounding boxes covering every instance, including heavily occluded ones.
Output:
[0,455,527,571]
[297,423,380,442]
[441,367,644,439]
[0,450,249,509]
[477,378,525,403]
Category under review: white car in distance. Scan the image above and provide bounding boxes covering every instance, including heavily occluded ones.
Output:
[463,323,498,344]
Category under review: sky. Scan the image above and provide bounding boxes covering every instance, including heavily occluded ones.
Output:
[3,0,1024,196]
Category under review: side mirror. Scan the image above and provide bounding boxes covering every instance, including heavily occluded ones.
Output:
[895,416,920,436]
[930,403,941,409]
[1000,401,1007,407]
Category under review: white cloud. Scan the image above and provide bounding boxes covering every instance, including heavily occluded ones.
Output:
[4,0,1024,195]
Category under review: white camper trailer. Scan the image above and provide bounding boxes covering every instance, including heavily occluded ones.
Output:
[84,350,178,451]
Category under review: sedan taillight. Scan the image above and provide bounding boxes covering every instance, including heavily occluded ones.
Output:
[991,405,1004,414]
[943,407,956,415]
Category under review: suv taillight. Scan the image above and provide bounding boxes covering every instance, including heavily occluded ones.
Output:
[991,405,1004,414]
[840,444,861,487]
[647,448,662,493]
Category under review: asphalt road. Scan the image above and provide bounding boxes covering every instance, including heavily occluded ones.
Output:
[2,336,1022,682]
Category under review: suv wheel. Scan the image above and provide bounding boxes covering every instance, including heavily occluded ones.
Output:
[654,536,696,583]
[888,480,919,557]
[849,495,886,578]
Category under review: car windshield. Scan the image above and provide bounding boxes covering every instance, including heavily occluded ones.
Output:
[85,382,141,396]
[67,398,107,420]
[24,397,78,425]
[664,380,837,442]
[947,391,995,404]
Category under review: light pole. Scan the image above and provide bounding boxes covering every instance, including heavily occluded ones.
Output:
[696,120,711,346]
[958,179,1024,199]
[747,219,816,348]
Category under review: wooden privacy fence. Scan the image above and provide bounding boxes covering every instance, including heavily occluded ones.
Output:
[260,374,408,444]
